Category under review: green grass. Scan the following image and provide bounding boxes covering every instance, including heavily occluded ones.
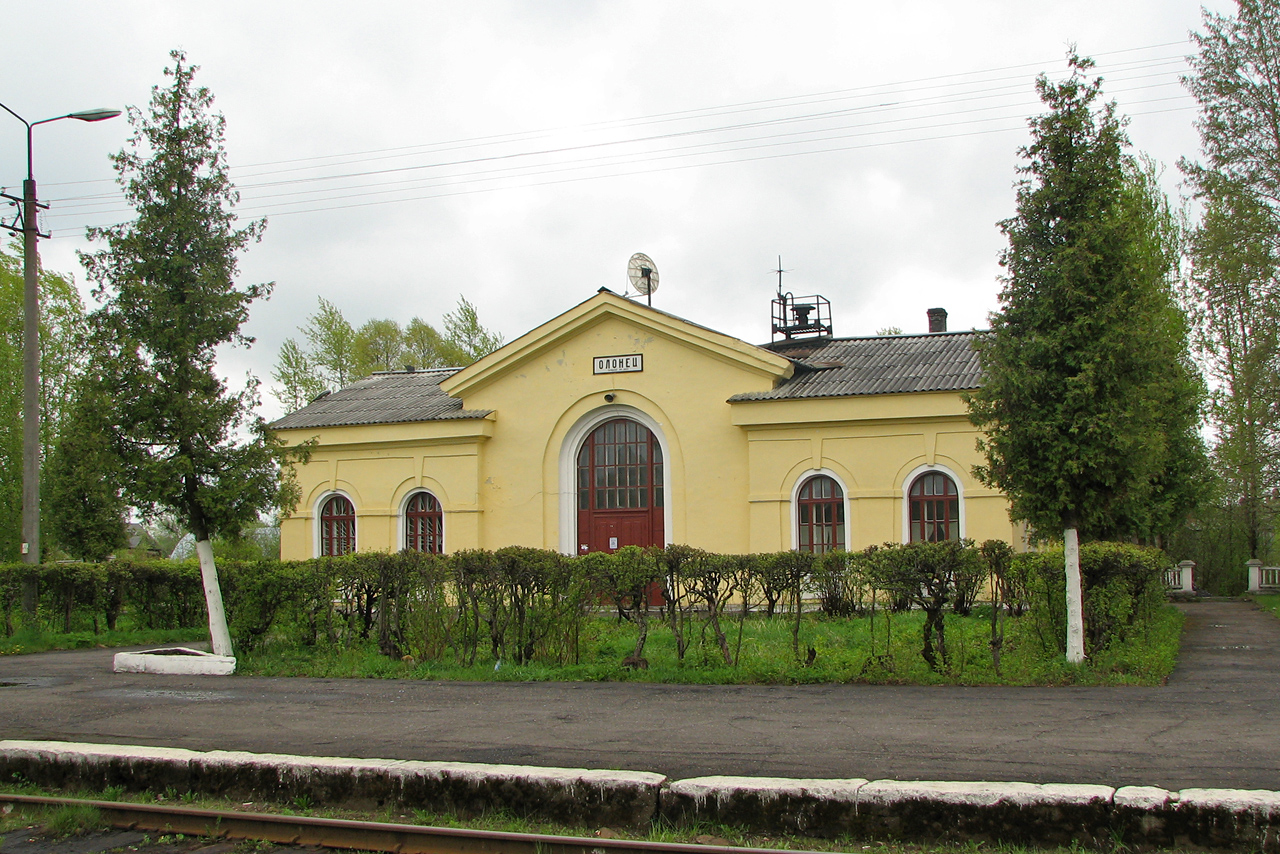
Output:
[0,624,208,656]
[42,804,104,837]
[237,606,1184,687]
[1251,593,1280,620]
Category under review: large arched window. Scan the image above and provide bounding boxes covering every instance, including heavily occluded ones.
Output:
[405,491,443,553]
[575,418,664,553]
[558,405,672,556]
[908,472,960,542]
[797,474,845,553]
[319,494,356,556]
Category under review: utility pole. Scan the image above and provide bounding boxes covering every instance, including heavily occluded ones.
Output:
[1,102,119,612]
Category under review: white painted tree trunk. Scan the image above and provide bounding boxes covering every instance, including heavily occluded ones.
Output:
[1064,527,1084,664]
[195,538,234,657]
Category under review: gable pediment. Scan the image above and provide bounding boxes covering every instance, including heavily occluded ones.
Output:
[440,289,793,400]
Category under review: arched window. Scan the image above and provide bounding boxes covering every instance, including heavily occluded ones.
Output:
[797,475,844,553]
[909,472,960,542]
[405,491,443,553]
[319,494,356,556]
[575,418,664,553]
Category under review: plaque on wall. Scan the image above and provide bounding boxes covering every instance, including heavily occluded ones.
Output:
[593,354,643,374]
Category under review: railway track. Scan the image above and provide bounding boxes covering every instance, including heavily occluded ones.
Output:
[0,794,819,854]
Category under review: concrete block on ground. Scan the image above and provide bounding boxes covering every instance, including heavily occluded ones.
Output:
[854,780,1115,846]
[112,648,236,676]
[660,776,869,837]
[0,741,665,828]
[1168,788,1280,853]
[0,741,207,795]
[393,760,664,828]
[1112,786,1178,848]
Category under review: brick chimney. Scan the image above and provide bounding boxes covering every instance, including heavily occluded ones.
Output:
[927,307,948,333]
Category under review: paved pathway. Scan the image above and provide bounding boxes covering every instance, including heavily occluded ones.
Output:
[1,600,1276,790]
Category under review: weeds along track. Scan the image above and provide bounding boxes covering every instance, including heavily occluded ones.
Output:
[0,794,814,854]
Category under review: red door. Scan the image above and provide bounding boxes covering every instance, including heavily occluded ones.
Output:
[576,418,664,554]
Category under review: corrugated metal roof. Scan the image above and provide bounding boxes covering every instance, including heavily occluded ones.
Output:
[729,331,983,402]
[271,369,492,430]
[272,329,983,429]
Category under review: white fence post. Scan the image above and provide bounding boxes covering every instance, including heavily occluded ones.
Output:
[1247,559,1262,593]
[1176,560,1195,593]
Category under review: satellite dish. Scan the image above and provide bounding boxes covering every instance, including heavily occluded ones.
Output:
[627,253,659,303]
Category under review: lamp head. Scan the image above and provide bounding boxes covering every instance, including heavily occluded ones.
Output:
[68,108,122,122]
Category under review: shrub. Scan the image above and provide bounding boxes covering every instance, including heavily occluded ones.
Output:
[864,539,986,672]
[1012,541,1170,656]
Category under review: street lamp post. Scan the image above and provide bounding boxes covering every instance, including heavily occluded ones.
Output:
[1,102,119,612]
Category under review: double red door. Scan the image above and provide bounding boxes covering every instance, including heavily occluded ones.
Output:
[576,418,664,554]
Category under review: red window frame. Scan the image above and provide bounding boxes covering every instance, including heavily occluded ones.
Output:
[405,491,444,554]
[797,475,844,553]
[320,494,356,556]
[909,472,960,542]
[577,418,663,514]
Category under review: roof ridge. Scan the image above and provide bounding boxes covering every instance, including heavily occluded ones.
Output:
[369,366,464,376]
[761,329,984,349]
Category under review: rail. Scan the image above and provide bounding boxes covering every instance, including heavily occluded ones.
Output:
[0,794,815,854]
[1247,560,1280,592]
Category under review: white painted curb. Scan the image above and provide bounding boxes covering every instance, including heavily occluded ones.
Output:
[112,648,236,676]
[4,740,1280,849]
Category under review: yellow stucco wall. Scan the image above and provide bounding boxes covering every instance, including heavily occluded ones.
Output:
[732,393,1016,551]
[277,292,1013,560]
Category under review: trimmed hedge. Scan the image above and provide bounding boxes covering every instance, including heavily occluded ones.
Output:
[1008,542,1170,658]
[0,540,1174,669]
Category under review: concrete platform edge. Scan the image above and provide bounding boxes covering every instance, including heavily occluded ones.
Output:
[3,741,1278,849]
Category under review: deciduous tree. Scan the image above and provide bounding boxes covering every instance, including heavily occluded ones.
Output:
[1180,0,1280,564]
[270,338,326,413]
[353,318,405,374]
[301,296,359,389]
[44,371,127,562]
[271,296,504,414]
[1182,0,1280,250]
[403,317,453,368]
[0,245,87,561]
[1184,189,1278,561]
[442,296,504,363]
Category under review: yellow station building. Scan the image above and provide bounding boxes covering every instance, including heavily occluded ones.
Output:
[273,288,1016,560]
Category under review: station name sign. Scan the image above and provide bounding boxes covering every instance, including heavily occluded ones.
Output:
[593,354,643,375]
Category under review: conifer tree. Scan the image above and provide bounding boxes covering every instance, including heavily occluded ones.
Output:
[968,54,1206,662]
[80,51,301,656]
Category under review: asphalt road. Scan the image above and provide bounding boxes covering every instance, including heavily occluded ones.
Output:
[1,600,1275,791]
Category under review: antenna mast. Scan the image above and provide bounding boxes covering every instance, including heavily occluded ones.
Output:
[769,256,833,342]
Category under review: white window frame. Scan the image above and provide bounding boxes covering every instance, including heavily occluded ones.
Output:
[558,405,672,556]
[314,490,357,557]
[900,463,965,543]
[399,489,445,554]
[790,468,852,552]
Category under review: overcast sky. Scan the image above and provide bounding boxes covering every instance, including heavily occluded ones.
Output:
[4,1,1231,421]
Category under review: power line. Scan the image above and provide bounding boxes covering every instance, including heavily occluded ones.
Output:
[47,66,1192,216]
[42,41,1191,192]
[46,100,1196,232]
[40,43,1197,230]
